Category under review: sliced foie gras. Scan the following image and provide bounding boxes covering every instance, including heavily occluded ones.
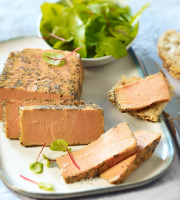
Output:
[0,48,84,120]
[56,122,137,184]
[101,154,136,184]
[3,99,84,139]
[19,104,104,146]
[108,75,174,122]
[114,73,170,112]
[101,131,161,184]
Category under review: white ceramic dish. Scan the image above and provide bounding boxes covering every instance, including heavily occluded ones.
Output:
[37,16,136,67]
[0,36,175,199]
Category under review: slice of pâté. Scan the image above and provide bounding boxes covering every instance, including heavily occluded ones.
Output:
[3,99,84,139]
[101,131,161,184]
[19,104,104,146]
[56,122,136,184]
[114,73,170,112]
[108,74,173,122]
[0,48,84,120]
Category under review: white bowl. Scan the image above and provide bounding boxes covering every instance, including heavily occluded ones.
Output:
[37,16,136,67]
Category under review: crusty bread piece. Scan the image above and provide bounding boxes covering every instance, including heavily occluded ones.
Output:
[158,30,180,80]
[108,75,174,122]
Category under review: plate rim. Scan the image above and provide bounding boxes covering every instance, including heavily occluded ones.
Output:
[0,35,175,199]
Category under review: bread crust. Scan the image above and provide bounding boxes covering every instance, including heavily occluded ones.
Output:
[158,30,180,80]
[107,75,174,122]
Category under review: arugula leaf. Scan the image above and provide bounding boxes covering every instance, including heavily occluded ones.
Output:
[43,154,50,167]
[52,27,73,42]
[95,36,127,59]
[30,162,44,174]
[42,52,66,66]
[110,25,132,43]
[130,3,150,26]
[75,4,94,25]
[85,16,107,52]
[53,40,73,51]
[38,182,55,191]
[73,24,87,58]
[43,154,56,167]
[131,23,139,38]
[50,139,71,152]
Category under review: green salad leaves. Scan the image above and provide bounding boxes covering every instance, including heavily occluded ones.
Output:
[40,0,149,58]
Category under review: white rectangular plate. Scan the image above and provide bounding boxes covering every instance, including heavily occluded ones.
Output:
[0,36,175,199]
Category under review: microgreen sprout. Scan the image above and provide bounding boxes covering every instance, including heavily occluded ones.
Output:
[43,154,56,167]
[50,139,80,170]
[20,175,55,191]
[42,47,81,66]
[29,143,46,174]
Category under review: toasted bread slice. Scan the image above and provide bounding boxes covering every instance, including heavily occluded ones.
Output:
[158,30,180,80]
[108,75,174,122]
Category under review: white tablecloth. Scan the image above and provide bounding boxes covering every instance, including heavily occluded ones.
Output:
[0,0,180,199]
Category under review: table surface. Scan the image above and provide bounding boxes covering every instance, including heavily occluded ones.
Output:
[0,0,180,200]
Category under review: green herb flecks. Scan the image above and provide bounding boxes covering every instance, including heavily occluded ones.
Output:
[50,139,80,170]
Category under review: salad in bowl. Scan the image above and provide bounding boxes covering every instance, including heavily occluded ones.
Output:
[38,0,148,67]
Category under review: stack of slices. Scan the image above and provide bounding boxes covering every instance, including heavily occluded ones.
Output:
[108,73,174,122]
[1,49,104,146]
[56,122,161,184]
[158,30,180,80]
